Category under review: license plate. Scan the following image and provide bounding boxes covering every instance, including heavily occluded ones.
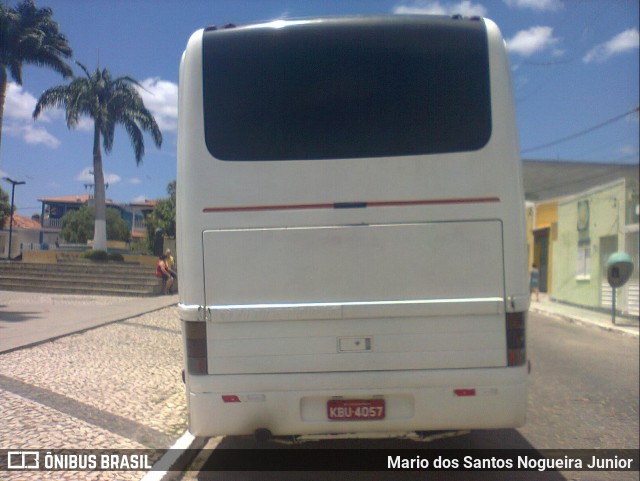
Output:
[327,399,385,421]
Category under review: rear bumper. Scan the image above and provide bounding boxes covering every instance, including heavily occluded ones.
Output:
[186,366,527,437]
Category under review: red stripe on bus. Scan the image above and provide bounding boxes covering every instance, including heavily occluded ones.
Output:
[202,197,500,213]
[369,197,500,208]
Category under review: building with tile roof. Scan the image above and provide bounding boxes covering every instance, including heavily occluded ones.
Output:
[36,194,156,246]
[1,214,42,258]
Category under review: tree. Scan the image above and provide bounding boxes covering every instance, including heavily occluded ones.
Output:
[105,208,130,243]
[61,205,130,244]
[33,62,162,250]
[0,0,72,156]
[60,206,93,244]
[145,180,176,252]
[0,186,11,227]
[153,180,176,237]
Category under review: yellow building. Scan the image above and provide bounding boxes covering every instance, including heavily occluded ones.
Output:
[526,200,558,294]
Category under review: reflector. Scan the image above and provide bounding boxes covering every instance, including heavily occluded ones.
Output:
[222,395,241,403]
[454,389,476,397]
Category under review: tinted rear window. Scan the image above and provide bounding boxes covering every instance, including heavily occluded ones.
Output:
[202,17,491,161]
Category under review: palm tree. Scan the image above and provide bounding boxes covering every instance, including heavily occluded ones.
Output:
[33,62,162,250]
[0,0,73,156]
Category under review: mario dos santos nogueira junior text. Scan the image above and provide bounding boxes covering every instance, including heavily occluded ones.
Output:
[387,454,636,471]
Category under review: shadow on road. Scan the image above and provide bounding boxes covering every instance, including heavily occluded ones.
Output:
[0,309,42,323]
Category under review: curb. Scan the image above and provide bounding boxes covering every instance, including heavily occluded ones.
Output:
[530,306,639,338]
[141,430,208,481]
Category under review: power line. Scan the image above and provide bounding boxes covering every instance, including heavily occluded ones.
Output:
[521,106,640,154]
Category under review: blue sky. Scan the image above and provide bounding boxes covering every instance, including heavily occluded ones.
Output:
[1,0,638,217]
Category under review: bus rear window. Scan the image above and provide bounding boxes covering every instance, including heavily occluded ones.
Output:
[202,17,491,161]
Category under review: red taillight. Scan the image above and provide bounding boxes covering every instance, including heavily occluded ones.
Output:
[506,311,526,367]
[454,389,476,397]
[185,321,208,375]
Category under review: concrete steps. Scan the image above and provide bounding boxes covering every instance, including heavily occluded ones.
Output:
[0,259,162,296]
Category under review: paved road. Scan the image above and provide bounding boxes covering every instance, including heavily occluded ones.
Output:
[182,310,639,481]
[0,292,637,481]
[521,311,639,451]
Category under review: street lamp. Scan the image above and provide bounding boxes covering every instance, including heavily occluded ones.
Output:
[3,177,26,260]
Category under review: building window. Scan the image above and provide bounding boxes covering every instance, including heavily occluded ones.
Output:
[576,240,591,280]
[577,200,589,232]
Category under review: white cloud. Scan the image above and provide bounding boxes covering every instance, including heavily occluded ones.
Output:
[503,0,562,12]
[75,167,121,185]
[5,83,40,121]
[21,124,61,148]
[506,26,559,57]
[131,194,149,204]
[4,82,62,148]
[11,80,94,133]
[105,173,122,185]
[135,78,178,132]
[76,117,94,132]
[618,145,638,156]
[2,82,62,149]
[6,82,68,124]
[128,177,142,185]
[393,1,487,17]
[5,123,61,148]
[583,28,639,63]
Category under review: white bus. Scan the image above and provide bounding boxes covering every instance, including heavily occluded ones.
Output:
[177,15,529,441]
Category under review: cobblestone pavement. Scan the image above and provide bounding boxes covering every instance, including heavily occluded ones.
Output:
[0,306,186,481]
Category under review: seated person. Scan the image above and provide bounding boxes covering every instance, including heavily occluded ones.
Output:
[155,254,174,294]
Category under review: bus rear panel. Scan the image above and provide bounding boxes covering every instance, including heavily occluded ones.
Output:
[177,15,529,439]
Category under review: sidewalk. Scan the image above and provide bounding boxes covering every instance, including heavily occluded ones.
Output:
[0,290,178,353]
[0,296,186,481]
[529,293,639,338]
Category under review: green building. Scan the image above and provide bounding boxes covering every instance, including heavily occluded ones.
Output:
[552,177,639,316]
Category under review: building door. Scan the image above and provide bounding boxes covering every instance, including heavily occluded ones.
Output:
[533,228,549,293]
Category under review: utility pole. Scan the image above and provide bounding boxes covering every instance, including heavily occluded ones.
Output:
[3,177,26,260]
